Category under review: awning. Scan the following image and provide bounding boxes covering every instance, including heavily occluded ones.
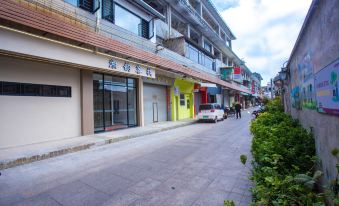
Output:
[200,83,217,88]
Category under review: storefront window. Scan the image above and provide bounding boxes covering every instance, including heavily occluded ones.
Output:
[93,73,137,132]
[128,87,137,126]
[93,73,104,132]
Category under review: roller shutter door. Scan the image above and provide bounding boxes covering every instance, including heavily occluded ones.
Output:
[143,84,167,125]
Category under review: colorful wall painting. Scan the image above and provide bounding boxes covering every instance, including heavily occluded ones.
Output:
[315,58,339,115]
[301,78,316,109]
[291,86,301,109]
[297,52,316,110]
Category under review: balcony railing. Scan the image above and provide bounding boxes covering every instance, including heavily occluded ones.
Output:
[177,0,222,42]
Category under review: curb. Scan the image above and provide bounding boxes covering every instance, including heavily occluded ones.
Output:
[0,121,196,170]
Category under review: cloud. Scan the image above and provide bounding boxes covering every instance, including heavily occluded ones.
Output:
[214,0,312,84]
[212,0,240,10]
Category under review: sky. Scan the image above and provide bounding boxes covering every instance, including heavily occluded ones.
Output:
[211,0,312,85]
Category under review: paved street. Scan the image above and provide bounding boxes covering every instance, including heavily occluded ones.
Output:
[0,111,254,206]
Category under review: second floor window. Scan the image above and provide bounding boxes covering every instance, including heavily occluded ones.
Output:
[65,0,77,7]
[65,0,99,13]
[102,1,150,39]
[204,41,212,53]
[185,43,216,71]
[115,4,141,36]
[186,44,199,64]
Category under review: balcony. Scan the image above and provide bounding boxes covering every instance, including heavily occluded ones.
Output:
[168,0,241,64]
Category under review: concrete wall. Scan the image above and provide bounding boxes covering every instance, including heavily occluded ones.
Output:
[285,0,339,187]
[0,56,82,148]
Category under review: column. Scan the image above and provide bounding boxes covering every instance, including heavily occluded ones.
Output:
[137,77,144,127]
[80,70,94,135]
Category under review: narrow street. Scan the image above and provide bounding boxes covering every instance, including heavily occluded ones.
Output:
[0,111,254,206]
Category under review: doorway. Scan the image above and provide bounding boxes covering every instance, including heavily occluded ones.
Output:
[93,73,137,133]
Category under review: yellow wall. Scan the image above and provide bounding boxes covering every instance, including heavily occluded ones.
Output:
[171,79,194,121]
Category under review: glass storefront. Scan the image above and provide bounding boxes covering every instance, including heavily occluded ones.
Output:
[93,73,137,133]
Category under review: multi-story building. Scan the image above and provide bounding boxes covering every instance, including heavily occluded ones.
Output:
[251,72,263,104]
[0,0,254,148]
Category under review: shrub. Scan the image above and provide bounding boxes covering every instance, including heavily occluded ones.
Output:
[250,98,324,205]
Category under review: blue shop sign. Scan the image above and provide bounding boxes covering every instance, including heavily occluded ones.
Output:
[207,86,221,95]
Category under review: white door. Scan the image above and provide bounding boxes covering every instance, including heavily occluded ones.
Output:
[143,84,167,125]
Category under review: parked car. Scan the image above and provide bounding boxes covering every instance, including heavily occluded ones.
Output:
[197,103,225,123]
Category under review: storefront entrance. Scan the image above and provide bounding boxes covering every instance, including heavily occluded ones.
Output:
[93,73,137,133]
[143,83,167,125]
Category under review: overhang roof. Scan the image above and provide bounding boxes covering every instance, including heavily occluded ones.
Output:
[0,0,251,94]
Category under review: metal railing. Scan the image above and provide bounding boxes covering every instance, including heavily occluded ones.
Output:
[177,0,222,41]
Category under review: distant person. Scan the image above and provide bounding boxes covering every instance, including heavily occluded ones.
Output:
[235,101,242,119]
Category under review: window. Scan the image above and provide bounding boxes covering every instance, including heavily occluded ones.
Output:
[21,83,41,96]
[65,0,78,7]
[0,82,71,97]
[201,53,215,71]
[214,49,221,59]
[209,95,216,103]
[93,73,137,132]
[186,43,199,63]
[199,104,213,111]
[180,94,185,106]
[143,0,166,16]
[102,0,113,22]
[42,85,56,96]
[65,0,99,13]
[189,28,200,45]
[187,99,190,109]
[2,82,20,96]
[113,4,150,39]
[204,41,212,53]
[227,40,232,48]
[56,86,72,97]
[115,4,140,35]
[185,42,216,71]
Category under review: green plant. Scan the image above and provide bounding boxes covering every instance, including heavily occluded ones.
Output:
[324,153,339,205]
[224,200,235,206]
[240,154,247,165]
[332,148,339,156]
[294,170,323,189]
[249,97,324,205]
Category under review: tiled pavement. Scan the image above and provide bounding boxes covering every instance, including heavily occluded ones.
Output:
[0,110,255,206]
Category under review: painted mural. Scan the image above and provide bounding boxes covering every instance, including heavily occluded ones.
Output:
[315,58,339,115]
[292,52,316,110]
[291,86,301,109]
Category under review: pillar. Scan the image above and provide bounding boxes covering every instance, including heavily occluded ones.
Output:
[80,70,94,135]
[137,77,144,126]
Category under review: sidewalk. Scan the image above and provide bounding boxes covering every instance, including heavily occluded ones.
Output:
[0,120,196,170]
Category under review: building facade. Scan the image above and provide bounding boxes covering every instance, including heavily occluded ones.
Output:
[0,0,258,148]
[283,0,339,196]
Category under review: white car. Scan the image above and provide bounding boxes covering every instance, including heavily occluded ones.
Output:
[197,103,225,123]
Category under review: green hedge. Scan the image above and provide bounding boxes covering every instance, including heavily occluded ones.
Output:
[250,98,324,205]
